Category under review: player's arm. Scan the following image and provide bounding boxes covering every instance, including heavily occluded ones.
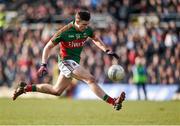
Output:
[42,23,73,64]
[41,30,62,64]
[90,34,120,59]
[41,40,55,64]
[91,34,108,52]
[37,39,55,77]
[38,23,73,77]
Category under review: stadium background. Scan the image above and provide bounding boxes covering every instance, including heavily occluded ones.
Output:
[0,0,180,99]
[0,0,180,125]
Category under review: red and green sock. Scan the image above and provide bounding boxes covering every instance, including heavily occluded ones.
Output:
[25,84,37,92]
[103,94,115,105]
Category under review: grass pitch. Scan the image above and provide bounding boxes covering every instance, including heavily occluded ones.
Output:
[0,98,180,125]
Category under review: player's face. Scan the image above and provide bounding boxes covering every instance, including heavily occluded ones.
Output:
[75,14,90,31]
[77,21,89,31]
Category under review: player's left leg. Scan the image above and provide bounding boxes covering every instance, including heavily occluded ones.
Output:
[72,65,125,110]
[13,74,71,100]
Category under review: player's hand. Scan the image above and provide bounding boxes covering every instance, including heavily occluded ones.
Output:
[106,50,120,59]
[37,63,48,77]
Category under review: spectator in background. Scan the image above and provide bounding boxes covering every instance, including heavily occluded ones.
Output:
[132,56,148,100]
[4,58,16,87]
[0,0,179,88]
[0,62,5,86]
[0,4,6,38]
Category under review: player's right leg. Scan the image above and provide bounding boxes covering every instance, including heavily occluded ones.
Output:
[13,74,71,100]
[72,65,126,111]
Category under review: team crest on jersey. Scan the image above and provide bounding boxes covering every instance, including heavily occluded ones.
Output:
[75,34,81,39]
[83,33,87,38]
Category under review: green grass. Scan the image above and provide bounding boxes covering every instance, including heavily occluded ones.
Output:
[0,98,180,125]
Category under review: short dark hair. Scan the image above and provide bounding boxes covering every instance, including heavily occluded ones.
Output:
[78,10,91,21]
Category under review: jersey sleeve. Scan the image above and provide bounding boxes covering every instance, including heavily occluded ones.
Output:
[52,34,63,45]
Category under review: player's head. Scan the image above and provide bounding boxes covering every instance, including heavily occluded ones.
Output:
[75,10,90,31]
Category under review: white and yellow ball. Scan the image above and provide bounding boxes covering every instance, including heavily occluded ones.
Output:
[108,65,125,82]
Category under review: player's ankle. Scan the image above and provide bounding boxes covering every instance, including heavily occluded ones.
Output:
[25,84,37,92]
[103,94,115,105]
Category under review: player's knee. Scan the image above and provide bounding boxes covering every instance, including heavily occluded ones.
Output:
[52,89,62,96]
[86,76,96,84]
[53,90,61,96]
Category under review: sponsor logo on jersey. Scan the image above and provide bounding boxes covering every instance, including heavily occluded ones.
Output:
[68,34,75,38]
[61,38,86,48]
[68,41,85,48]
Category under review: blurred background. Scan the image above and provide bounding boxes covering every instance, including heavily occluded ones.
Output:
[0,0,179,100]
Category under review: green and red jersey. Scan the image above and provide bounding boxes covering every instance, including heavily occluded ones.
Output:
[52,22,93,63]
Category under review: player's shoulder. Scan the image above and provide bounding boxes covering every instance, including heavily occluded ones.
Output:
[85,26,94,37]
[87,26,93,30]
[60,23,73,33]
[85,26,93,33]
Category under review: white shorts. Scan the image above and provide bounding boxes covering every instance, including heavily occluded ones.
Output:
[58,60,80,78]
